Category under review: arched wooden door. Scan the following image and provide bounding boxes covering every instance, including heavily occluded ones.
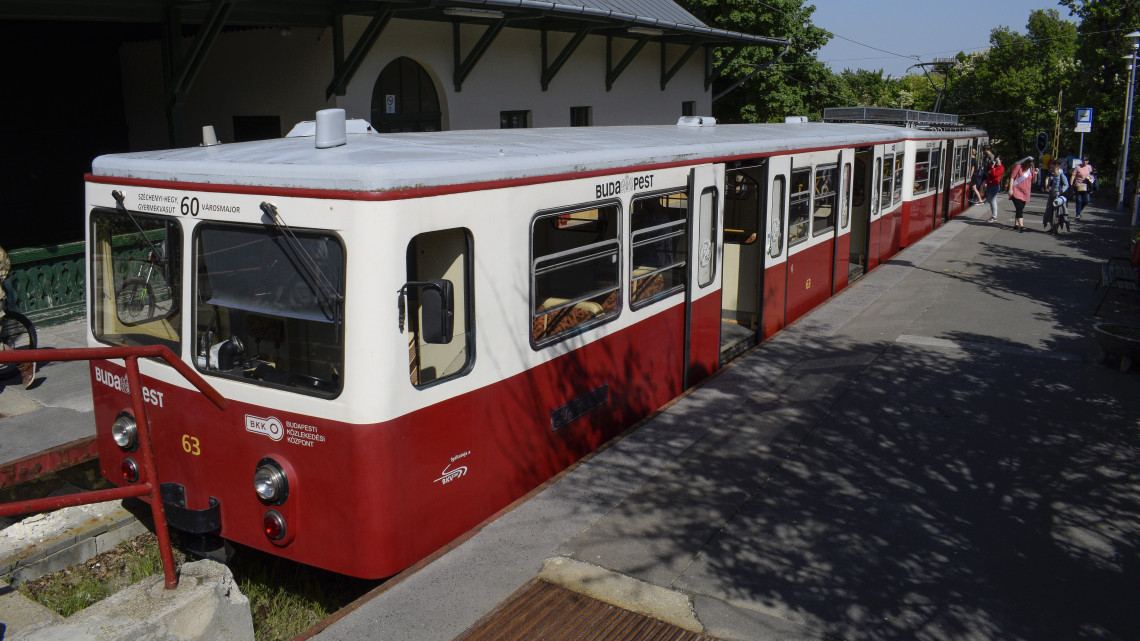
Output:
[371,57,443,133]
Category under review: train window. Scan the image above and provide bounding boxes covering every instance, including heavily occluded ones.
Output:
[724,173,760,244]
[841,163,852,229]
[788,168,811,247]
[407,228,473,387]
[852,159,866,208]
[880,155,894,210]
[193,223,345,397]
[959,147,969,183]
[769,176,785,257]
[893,154,904,204]
[812,164,837,237]
[630,191,687,309]
[531,204,620,346]
[931,148,942,191]
[697,186,718,288]
[914,150,930,193]
[91,210,182,352]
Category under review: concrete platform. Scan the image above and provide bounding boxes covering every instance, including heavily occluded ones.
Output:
[312,194,1140,641]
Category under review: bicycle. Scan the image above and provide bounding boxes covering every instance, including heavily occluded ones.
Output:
[0,306,37,388]
[116,250,163,322]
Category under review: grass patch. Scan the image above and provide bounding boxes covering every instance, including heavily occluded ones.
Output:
[16,532,186,617]
[13,530,379,641]
[226,544,379,641]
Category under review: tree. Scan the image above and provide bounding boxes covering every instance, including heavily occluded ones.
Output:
[678,0,837,122]
[942,9,1078,162]
[1059,0,1140,193]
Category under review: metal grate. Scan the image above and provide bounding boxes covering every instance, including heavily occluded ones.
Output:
[454,579,718,641]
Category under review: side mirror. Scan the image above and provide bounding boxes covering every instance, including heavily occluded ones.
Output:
[399,279,454,344]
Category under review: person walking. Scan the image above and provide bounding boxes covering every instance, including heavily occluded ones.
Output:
[985,155,1004,223]
[1070,157,1093,219]
[0,244,35,388]
[1008,158,1036,233]
[1043,160,1069,235]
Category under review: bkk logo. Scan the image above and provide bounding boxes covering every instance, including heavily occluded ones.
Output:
[245,414,284,441]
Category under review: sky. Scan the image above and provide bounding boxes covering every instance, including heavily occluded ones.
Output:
[808,0,1071,78]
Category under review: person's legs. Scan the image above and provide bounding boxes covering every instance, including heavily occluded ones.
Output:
[1014,198,1025,231]
[987,186,999,221]
[1075,191,1089,218]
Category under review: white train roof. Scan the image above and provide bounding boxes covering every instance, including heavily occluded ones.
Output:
[91,121,986,194]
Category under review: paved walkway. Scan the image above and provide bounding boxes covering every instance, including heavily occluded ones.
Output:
[0,320,93,464]
[314,194,1140,641]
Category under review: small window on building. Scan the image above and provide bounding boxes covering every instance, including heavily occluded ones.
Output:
[501,110,531,129]
[406,228,474,388]
[571,106,593,127]
[681,101,697,117]
[789,168,811,247]
[232,116,282,142]
[812,164,837,237]
[531,204,620,346]
[631,191,687,308]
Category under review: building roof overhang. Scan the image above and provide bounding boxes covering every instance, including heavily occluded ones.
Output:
[0,0,788,48]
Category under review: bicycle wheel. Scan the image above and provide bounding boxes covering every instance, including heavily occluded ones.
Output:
[117,277,156,323]
[0,310,37,378]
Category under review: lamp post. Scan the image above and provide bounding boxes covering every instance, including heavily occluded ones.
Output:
[1118,31,1140,210]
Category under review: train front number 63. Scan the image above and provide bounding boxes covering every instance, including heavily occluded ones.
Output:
[182,434,201,456]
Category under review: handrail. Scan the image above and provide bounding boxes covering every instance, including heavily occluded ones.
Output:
[0,346,230,589]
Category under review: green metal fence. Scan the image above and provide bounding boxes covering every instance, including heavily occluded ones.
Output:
[4,241,86,326]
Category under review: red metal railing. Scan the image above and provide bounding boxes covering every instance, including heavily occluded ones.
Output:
[0,346,228,589]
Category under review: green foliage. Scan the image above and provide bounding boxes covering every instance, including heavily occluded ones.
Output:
[679,0,837,121]
[1058,0,1140,185]
[941,9,1079,161]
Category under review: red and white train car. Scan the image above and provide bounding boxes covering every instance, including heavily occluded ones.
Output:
[84,108,985,578]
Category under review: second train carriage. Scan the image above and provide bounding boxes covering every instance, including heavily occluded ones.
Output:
[84,108,986,578]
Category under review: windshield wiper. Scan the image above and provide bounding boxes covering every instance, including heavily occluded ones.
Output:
[112,190,168,267]
[259,202,344,326]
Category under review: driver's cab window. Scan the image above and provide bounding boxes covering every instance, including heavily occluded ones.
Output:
[194,223,345,397]
[407,228,473,387]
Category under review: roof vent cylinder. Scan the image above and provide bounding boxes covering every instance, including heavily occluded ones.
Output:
[315,109,347,149]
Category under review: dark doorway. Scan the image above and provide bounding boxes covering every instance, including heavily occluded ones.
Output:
[371,57,442,133]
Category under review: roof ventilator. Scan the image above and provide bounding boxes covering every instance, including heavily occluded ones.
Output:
[315,108,348,149]
[677,116,716,127]
[201,125,220,146]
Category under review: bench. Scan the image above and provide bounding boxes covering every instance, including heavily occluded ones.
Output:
[1094,256,1139,314]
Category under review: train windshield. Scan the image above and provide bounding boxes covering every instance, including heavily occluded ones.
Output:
[194,224,345,397]
[90,210,183,352]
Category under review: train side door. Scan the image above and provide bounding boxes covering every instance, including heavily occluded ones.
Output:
[760,155,791,339]
[683,164,723,389]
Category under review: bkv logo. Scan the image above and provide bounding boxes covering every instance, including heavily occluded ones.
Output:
[434,463,467,485]
[245,414,284,441]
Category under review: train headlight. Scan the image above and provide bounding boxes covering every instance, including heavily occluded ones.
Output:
[254,459,288,504]
[111,412,138,450]
[263,510,287,541]
[121,457,140,483]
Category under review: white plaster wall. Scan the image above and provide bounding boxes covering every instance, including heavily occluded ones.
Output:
[118,19,712,151]
[120,27,334,150]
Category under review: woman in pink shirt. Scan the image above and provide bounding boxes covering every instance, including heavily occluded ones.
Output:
[1008,158,1036,233]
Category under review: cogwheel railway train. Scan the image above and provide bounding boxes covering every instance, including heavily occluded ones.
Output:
[84,107,986,578]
